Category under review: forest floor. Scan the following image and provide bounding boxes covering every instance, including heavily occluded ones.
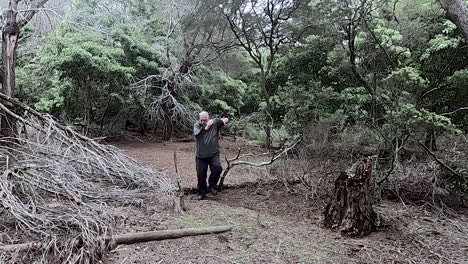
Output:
[102,137,468,264]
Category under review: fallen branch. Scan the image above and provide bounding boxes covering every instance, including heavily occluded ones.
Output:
[218,138,302,189]
[418,142,464,181]
[0,225,232,252]
[115,225,231,245]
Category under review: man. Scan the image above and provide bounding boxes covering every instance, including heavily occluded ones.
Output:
[193,111,229,200]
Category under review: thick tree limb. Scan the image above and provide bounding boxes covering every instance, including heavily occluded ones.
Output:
[418,142,464,181]
[218,138,301,189]
[440,0,468,41]
[0,226,232,251]
[115,225,232,245]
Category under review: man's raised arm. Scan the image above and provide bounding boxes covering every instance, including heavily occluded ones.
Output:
[194,121,202,137]
[217,118,229,127]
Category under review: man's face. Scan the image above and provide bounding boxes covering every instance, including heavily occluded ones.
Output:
[200,115,209,127]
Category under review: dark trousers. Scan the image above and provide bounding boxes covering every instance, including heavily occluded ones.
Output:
[196,154,223,196]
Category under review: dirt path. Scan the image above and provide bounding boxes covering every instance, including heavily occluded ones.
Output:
[103,187,353,264]
[113,138,275,189]
[103,139,468,264]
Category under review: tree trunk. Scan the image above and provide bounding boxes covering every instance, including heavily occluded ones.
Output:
[162,106,173,141]
[0,0,50,138]
[424,128,437,151]
[0,5,20,137]
[440,0,468,41]
[324,159,377,237]
[99,101,111,135]
[260,73,272,150]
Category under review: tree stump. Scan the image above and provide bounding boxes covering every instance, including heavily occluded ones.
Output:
[323,158,377,237]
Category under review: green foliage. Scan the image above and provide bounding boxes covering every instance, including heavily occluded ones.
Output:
[18,70,70,113]
[420,21,462,61]
[27,30,134,122]
[14,0,468,145]
[268,36,340,133]
[110,25,164,78]
[192,67,247,117]
[17,0,173,126]
[48,31,134,81]
[418,17,468,131]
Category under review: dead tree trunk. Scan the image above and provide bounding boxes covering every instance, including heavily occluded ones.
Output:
[323,158,377,237]
[0,0,50,137]
[0,3,20,137]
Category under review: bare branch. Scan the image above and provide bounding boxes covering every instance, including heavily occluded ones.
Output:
[418,142,465,181]
[218,138,302,189]
[440,107,468,116]
[18,0,50,28]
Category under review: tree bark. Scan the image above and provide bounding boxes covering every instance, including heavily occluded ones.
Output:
[324,159,377,237]
[424,128,437,151]
[440,0,468,41]
[162,107,173,141]
[260,72,272,150]
[0,225,232,251]
[114,225,231,245]
[0,1,20,137]
[0,0,50,138]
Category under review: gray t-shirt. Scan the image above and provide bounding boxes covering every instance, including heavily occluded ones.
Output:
[194,118,224,158]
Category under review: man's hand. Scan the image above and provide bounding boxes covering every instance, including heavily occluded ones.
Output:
[205,119,214,130]
[222,118,229,125]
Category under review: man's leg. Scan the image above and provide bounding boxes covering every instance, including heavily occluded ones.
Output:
[196,157,209,197]
[208,154,223,193]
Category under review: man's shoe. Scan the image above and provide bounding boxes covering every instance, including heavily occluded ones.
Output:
[196,194,205,200]
[209,186,218,196]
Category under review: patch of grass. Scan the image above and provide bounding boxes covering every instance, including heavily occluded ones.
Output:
[176,215,207,228]
[244,125,266,145]
[240,204,256,211]
[177,210,250,231]
[232,221,257,232]
[318,242,337,255]
[285,246,309,263]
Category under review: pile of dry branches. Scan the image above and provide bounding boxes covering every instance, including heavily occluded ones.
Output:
[0,94,178,263]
